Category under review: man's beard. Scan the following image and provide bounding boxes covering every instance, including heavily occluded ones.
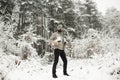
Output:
[58,29,62,32]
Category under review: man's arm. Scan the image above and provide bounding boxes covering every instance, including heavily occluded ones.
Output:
[64,37,71,48]
[49,33,57,46]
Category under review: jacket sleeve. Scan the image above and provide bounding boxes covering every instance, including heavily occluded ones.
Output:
[64,38,71,48]
[49,33,57,45]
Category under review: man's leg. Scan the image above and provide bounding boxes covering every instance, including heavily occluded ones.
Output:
[60,50,69,76]
[52,49,59,78]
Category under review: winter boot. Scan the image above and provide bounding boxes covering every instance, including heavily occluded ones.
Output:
[64,73,70,76]
[53,74,58,78]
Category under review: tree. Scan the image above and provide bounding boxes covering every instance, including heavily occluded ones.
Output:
[74,0,102,37]
[104,7,120,37]
[0,0,15,22]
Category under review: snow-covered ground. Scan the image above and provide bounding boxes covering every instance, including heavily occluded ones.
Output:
[0,47,120,80]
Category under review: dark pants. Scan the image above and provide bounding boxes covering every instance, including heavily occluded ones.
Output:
[52,49,68,75]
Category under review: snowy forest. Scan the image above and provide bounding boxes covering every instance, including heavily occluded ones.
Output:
[0,0,120,80]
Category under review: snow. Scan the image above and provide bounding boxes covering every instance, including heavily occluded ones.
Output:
[0,23,120,80]
[0,25,120,80]
[0,0,120,80]
[0,46,120,80]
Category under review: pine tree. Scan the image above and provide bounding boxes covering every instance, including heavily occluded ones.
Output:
[104,7,120,37]
[0,0,15,22]
[75,0,102,37]
[84,0,101,30]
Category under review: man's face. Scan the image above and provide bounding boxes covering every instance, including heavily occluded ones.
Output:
[57,24,63,32]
